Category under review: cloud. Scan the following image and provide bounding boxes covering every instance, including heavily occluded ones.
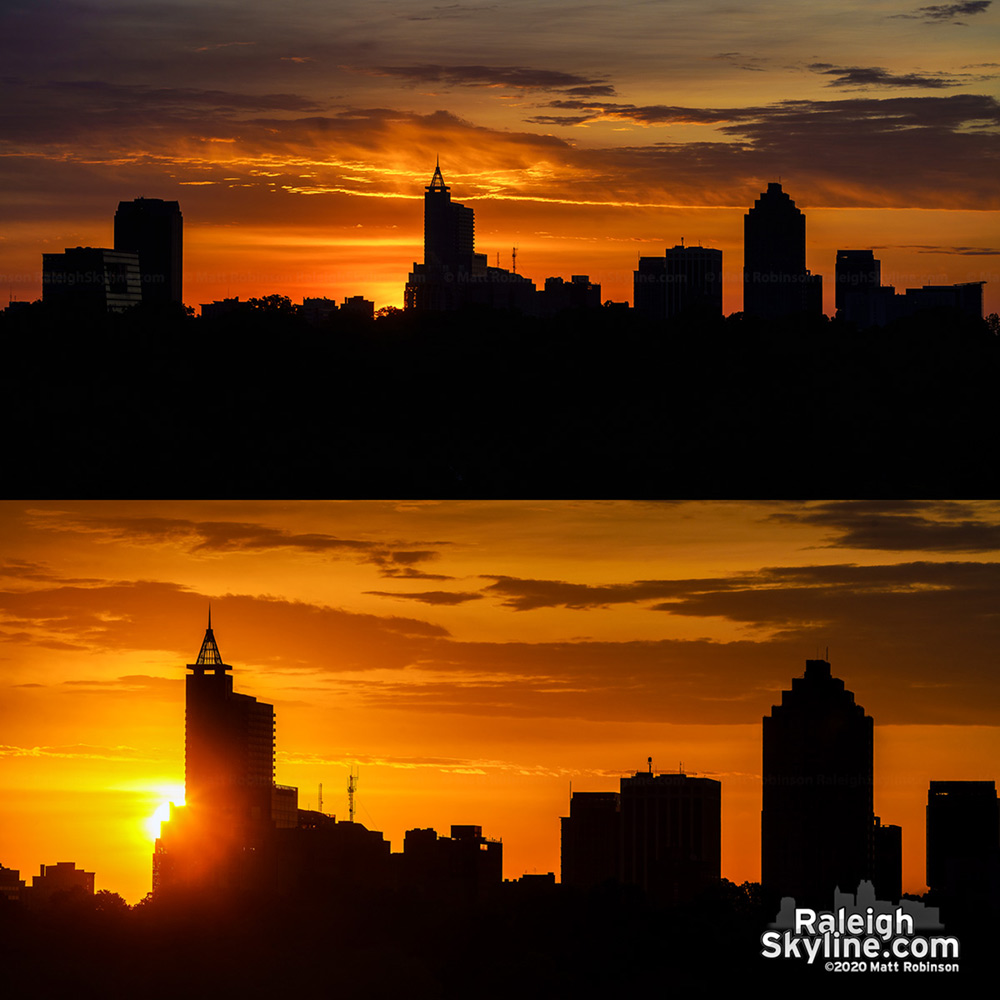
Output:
[1,567,998,725]
[26,510,448,577]
[358,64,616,95]
[898,1,992,22]
[364,590,485,605]
[41,80,324,114]
[768,501,1000,552]
[808,64,959,89]
[481,574,713,610]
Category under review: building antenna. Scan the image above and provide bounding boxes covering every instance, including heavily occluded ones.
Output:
[512,246,517,274]
[318,782,323,814]
[348,766,359,823]
[647,755,653,775]
[496,251,500,268]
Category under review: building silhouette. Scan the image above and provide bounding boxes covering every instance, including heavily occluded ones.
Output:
[835,250,881,317]
[405,162,536,312]
[154,615,297,892]
[761,659,874,905]
[22,862,95,907]
[540,274,601,315]
[154,616,501,901]
[620,769,721,905]
[398,825,502,903]
[41,247,141,313]
[835,248,984,328]
[743,183,822,320]
[873,816,902,902]
[561,791,621,889]
[634,244,723,323]
[926,780,1000,911]
[114,197,183,306]
[561,764,721,904]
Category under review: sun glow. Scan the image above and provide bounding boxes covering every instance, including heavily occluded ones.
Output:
[143,785,186,841]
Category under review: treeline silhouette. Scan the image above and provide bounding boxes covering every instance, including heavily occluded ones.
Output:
[0,877,795,998]
[3,300,997,494]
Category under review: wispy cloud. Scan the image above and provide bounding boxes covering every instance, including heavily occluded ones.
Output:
[357,63,616,95]
[808,64,960,89]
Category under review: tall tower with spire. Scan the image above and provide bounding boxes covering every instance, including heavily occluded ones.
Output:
[184,611,275,823]
[422,159,476,269]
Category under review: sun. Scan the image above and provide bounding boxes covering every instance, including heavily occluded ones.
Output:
[143,784,186,841]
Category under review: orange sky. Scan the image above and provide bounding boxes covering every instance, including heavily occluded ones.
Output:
[2,500,999,902]
[1,0,998,314]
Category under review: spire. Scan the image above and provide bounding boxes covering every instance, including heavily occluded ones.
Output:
[195,607,227,668]
[428,159,447,192]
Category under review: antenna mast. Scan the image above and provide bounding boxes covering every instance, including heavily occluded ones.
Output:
[512,246,517,274]
[348,766,359,823]
[318,782,323,814]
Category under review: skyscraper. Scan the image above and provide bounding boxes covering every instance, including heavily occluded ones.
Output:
[620,769,721,905]
[114,197,183,306]
[561,767,721,904]
[183,612,276,825]
[405,162,535,312]
[423,161,477,270]
[153,615,296,892]
[743,182,822,320]
[762,659,874,905]
[926,781,999,900]
[634,244,723,323]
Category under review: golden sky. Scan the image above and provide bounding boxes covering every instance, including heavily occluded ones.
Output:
[1,1,998,312]
[2,500,999,902]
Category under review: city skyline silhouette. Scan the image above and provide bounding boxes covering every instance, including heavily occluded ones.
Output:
[2,1,996,313]
[3,500,999,907]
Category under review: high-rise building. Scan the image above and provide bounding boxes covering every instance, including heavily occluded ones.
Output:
[423,162,477,270]
[42,247,142,313]
[114,197,183,306]
[405,162,536,312]
[835,250,881,315]
[926,781,999,898]
[154,615,296,892]
[183,612,276,824]
[743,182,822,320]
[620,770,721,905]
[561,791,621,888]
[561,766,721,904]
[634,244,722,323]
[762,659,874,905]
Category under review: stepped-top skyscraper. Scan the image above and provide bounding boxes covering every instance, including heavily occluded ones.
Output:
[114,197,183,306]
[743,182,822,320]
[762,659,873,905]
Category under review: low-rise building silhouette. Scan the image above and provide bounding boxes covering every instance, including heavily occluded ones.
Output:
[836,249,984,328]
[23,862,95,907]
[540,274,601,314]
[42,247,141,313]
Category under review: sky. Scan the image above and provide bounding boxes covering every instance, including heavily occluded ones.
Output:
[1,499,999,903]
[1,0,998,314]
